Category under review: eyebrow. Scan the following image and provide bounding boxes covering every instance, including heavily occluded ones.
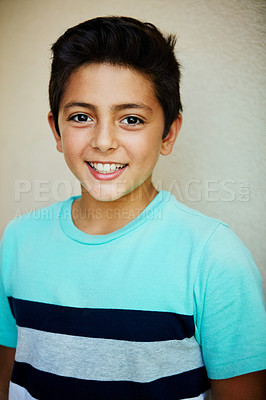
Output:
[111,103,153,114]
[63,102,153,114]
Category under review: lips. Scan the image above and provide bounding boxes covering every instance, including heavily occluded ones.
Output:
[86,162,128,181]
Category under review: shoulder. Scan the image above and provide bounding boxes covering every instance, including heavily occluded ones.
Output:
[160,190,230,245]
[160,191,259,278]
[1,197,74,244]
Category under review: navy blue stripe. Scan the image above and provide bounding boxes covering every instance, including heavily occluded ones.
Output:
[8,297,194,341]
[12,362,210,400]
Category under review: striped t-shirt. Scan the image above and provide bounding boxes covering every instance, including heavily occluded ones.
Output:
[0,191,265,399]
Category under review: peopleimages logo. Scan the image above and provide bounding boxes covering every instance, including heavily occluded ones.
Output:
[14,179,80,202]
[158,179,250,202]
[14,178,250,203]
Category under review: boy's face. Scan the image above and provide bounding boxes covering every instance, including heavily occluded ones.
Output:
[49,63,181,202]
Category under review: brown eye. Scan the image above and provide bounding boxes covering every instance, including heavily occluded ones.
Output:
[70,114,92,123]
[121,116,144,125]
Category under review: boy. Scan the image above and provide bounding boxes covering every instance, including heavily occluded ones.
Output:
[0,16,265,400]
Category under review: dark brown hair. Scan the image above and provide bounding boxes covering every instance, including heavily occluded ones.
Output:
[49,16,182,138]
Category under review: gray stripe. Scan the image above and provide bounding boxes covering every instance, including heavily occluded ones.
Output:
[186,393,209,400]
[15,326,204,383]
[9,382,38,400]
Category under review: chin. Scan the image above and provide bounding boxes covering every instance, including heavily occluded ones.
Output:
[82,182,130,203]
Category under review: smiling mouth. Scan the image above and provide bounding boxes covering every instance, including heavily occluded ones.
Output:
[87,162,128,174]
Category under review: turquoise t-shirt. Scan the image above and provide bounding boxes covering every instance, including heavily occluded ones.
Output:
[0,191,265,400]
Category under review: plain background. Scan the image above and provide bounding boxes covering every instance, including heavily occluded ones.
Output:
[0,0,265,294]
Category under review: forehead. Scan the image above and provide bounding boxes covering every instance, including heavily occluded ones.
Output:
[60,63,160,109]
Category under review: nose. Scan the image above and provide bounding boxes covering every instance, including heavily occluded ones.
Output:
[91,121,118,153]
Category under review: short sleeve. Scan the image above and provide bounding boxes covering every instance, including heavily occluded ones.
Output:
[0,225,18,348]
[194,223,266,379]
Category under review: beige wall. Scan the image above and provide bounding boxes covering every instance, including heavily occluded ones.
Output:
[0,0,265,293]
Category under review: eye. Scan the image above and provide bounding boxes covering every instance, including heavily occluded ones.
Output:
[121,116,144,126]
[69,113,92,123]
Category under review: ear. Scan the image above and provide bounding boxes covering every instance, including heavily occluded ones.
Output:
[160,113,182,156]
[48,111,63,153]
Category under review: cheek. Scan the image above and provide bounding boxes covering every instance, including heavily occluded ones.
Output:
[131,138,162,169]
[61,131,83,156]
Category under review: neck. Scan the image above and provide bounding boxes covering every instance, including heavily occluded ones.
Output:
[71,181,158,235]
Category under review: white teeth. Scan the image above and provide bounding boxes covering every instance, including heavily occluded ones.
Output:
[89,162,126,174]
